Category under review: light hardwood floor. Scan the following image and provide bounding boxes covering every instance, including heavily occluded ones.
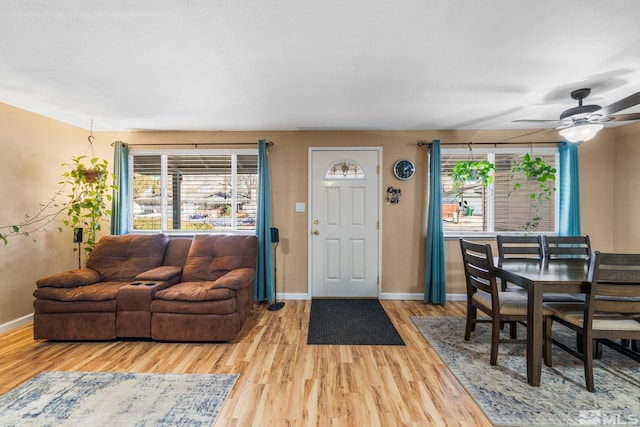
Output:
[0,300,493,426]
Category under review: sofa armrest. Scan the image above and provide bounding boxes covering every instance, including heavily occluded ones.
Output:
[211,268,256,291]
[135,266,183,283]
[36,269,101,288]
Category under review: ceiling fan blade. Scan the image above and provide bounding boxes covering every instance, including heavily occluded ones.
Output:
[602,112,640,122]
[593,92,640,116]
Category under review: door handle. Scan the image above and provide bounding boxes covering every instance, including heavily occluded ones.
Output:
[313,229,320,235]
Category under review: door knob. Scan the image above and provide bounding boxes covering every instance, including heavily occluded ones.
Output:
[313,229,320,235]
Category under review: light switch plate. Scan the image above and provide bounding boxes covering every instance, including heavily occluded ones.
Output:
[295,202,305,212]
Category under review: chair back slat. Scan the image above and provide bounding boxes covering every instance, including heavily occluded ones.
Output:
[496,235,543,259]
[587,252,640,316]
[543,235,591,259]
[460,239,498,296]
[594,283,640,297]
[592,299,640,314]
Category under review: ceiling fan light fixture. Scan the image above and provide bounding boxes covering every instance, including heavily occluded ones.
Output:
[558,123,603,142]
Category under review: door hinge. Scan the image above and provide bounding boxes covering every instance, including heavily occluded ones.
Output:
[377,165,380,174]
[377,276,380,285]
[377,220,379,230]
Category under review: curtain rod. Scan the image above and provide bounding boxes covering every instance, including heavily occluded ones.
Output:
[115,141,273,147]
[416,140,558,147]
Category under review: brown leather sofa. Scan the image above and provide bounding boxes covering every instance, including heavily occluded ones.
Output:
[33,233,258,342]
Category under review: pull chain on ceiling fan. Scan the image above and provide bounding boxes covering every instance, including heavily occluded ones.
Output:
[513,88,640,142]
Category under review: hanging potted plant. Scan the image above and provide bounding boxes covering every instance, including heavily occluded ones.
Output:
[61,156,117,257]
[510,153,556,231]
[451,160,495,220]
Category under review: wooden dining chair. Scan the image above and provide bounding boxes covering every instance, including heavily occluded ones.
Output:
[496,235,543,291]
[544,252,640,392]
[496,235,582,303]
[542,235,592,260]
[497,235,544,260]
[537,235,593,302]
[460,238,553,366]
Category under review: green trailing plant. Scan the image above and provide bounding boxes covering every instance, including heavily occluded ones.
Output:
[61,156,117,256]
[451,160,495,219]
[0,189,66,245]
[510,153,557,231]
[451,160,495,192]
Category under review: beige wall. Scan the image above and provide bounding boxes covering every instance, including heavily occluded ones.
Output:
[2,101,636,326]
[0,103,113,325]
[612,121,640,252]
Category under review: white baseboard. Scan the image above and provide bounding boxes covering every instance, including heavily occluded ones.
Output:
[379,293,423,300]
[380,293,467,301]
[277,292,309,300]
[277,293,467,301]
[0,313,33,334]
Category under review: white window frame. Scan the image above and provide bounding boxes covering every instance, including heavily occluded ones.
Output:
[442,146,559,238]
[128,148,258,235]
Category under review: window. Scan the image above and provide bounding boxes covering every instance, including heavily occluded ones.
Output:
[130,149,258,233]
[441,147,558,235]
[324,159,366,179]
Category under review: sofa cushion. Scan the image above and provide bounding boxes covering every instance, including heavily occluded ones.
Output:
[34,281,128,302]
[86,234,170,281]
[154,281,235,302]
[181,234,257,282]
[36,269,101,289]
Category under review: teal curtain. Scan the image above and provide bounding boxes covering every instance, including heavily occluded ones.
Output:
[110,141,129,235]
[559,141,581,236]
[254,139,274,302]
[424,140,446,304]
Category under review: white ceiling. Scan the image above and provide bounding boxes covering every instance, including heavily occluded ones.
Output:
[2,0,640,133]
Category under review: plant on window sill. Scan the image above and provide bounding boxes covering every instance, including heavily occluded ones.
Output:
[510,153,556,232]
[451,160,495,221]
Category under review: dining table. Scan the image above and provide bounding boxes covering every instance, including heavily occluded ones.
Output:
[493,257,590,386]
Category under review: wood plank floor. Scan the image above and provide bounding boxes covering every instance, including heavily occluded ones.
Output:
[0,300,494,426]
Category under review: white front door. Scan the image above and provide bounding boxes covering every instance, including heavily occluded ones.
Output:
[310,148,381,298]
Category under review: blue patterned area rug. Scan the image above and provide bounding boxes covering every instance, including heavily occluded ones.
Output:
[412,316,640,427]
[0,371,238,427]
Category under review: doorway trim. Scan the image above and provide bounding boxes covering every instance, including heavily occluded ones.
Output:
[307,146,383,299]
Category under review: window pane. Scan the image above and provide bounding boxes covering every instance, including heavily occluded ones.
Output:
[494,153,556,233]
[441,153,489,232]
[237,155,258,230]
[167,154,229,231]
[441,148,557,234]
[130,152,257,233]
[132,155,162,231]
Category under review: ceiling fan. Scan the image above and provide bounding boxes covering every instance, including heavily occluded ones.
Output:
[513,88,640,142]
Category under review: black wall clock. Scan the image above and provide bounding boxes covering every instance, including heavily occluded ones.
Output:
[393,159,415,180]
